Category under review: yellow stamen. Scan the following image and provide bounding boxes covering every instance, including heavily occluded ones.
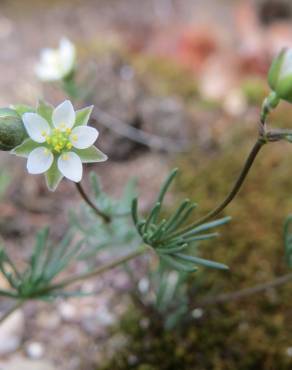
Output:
[41,130,47,137]
[72,135,78,141]
[66,128,71,134]
[66,142,73,149]
[43,148,49,155]
[62,154,69,161]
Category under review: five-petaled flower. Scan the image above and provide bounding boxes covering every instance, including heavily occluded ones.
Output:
[35,38,76,82]
[12,100,107,191]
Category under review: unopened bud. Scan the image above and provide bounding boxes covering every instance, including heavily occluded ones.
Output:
[268,48,292,103]
[0,108,27,151]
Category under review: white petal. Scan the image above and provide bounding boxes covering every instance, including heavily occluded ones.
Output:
[57,151,82,182]
[70,126,99,149]
[52,100,75,130]
[27,147,54,174]
[22,113,51,143]
[35,64,62,81]
[59,38,76,74]
[39,48,57,65]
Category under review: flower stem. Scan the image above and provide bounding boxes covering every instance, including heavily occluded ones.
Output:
[171,138,266,236]
[0,300,24,325]
[75,182,111,223]
[45,246,147,292]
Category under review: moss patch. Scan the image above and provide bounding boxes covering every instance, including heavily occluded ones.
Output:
[99,125,292,369]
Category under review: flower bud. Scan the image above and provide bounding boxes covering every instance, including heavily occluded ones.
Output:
[268,48,292,103]
[0,108,27,151]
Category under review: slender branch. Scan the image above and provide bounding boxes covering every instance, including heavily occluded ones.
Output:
[169,138,266,237]
[75,182,111,223]
[0,300,24,325]
[45,246,146,292]
[195,273,292,308]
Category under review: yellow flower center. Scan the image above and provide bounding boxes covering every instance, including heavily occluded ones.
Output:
[44,126,74,153]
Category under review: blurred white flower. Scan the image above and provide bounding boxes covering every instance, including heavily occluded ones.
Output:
[35,38,76,81]
[12,100,107,191]
[223,89,247,116]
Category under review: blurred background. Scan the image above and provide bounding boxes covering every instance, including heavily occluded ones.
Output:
[1,0,292,369]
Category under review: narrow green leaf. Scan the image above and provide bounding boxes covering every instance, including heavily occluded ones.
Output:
[148,219,167,242]
[185,216,232,235]
[30,229,49,270]
[170,204,197,232]
[144,202,161,233]
[160,254,197,272]
[156,243,187,254]
[165,202,197,235]
[181,232,219,243]
[137,220,146,236]
[164,199,190,231]
[153,168,178,223]
[174,253,229,270]
[131,198,139,226]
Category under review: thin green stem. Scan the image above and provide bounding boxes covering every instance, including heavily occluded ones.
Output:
[0,300,24,325]
[76,182,111,223]
[169,138,266,237]
[43,246,147,292]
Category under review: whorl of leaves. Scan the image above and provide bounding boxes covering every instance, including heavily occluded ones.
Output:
[132,169,231,273]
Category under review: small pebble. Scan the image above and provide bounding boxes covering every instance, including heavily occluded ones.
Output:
[138,278,150,293]
[26,341,44,359]
[286,347,292,357]
[58,302,77,321]
[0,309,24,355]
[191,308,204,319]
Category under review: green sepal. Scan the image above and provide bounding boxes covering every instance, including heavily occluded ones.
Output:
[11,104,35,116]
[45,158,63,191]
[74,146,108,163]
[37,100,54,125]
[11,138,39,158]
[74,105,94,126]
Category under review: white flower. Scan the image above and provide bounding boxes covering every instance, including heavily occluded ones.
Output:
[12,100,107,191]
[35,38,76,81]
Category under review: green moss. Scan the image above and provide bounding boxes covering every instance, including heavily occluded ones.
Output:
[132,55,199,100]
[99,125,292,370]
